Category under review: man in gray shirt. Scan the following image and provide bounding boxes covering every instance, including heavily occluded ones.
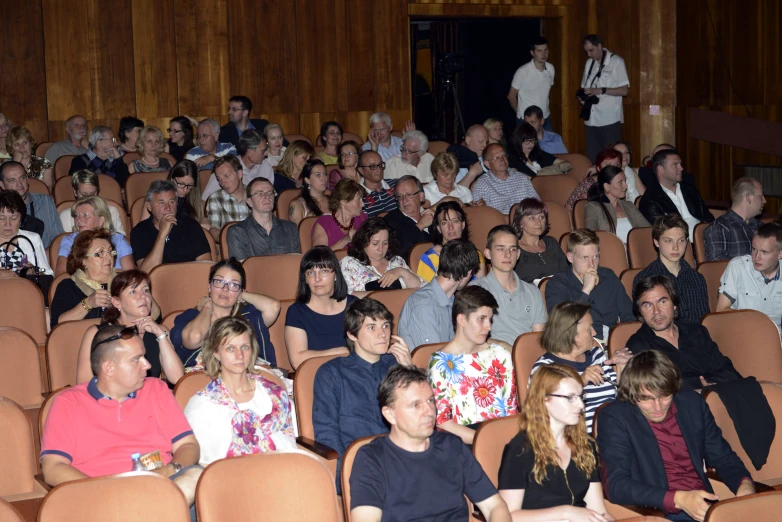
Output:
[398,240,479,350]
[0,161,63,247]
[471,225,546,345]
[226,177,300,260]
[44,115,89,165]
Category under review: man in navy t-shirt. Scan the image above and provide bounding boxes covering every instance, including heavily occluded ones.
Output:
[349,365,511,522]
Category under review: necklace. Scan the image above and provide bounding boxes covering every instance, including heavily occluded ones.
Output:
[332,210,354,232]
[142,156,159,165]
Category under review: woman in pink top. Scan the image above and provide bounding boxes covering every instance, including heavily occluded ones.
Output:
[312,178,368,249]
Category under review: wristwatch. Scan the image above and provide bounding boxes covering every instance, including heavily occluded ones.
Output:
[171,461,183,473]
[602,87,607,94]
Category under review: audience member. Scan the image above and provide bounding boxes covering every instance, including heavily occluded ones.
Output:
[508,122,571,177]
[315,121,342,164]
[7,126,53,189]
[639,149,713,238]
[328,140,362,192]
[705,177,765,261]
[55,197,134,276]
[383,175,435,258]
[533,302,623,432]
[226,178,300,259]
[356,150,398,217]
[312,178,368,249]
[59,170,126,234]
[165,116,196,162]
[218,95,270,145]
[361,112,406,162]
[205,155,250,240]
[473,143,540,215]
[127,126,172,174]
[170,159,205,223]
[288,159,329,225]
[512,198,569,284]
[585,165,650,243]
[171,258,279,369]
[429,286,518,444]
[546,229,634,340]
[523,105,567,154]
[447,124,488,186]
[340,217,423,295]
[202,129,271,200]
[0,114,8,160]
[285,246,357,369]
[471,225,546,344]
[350,365,512,522]
[499,365,611,521]
[416,201,486,283]
[44,114,89,165]
[0,160,63,247]
[0,189,52,279]
[263,123,286,167]
[118,116,144,154]
[130,180,211,272]
[637,143,700,190]
[628,275,741,390]
[384,129,435,183]
[565,148,622,212]
[613,140,645,202]
[483,117,506,148]
[184,316,295,466]
[597,350,754,521]
[76,270,182,385]
[633,215,708,323]
[50,229,115,327]
[274,139,314,188]
[186,118,236,170]
[424,151,475,206]
[508,36,555,129]
[69,126,130,187]
[41,324,202,516]
[579,34,630,162]
[717,223,782,327]
[399,239,479,349]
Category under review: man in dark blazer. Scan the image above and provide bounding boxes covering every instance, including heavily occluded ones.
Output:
[218,95,270,146]
[597,351,754,522]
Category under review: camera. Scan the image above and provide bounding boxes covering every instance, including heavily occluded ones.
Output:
[437,52,465,80]
[576,88,600,120]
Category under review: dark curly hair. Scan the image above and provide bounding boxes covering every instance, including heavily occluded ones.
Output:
[348,217,399,264]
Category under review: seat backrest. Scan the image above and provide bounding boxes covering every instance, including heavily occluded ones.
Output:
[0,328,43,407]
[275,189,301,221]
[472,415,521,487]
[198,170,211,192]
[27,178,49,195]
[39,473,190,522]
[705,383,782,484]
[555,153,592,185]
[701,310,782,383]
[196,452,340,522]
[106,199,130,233]
[334,248,348,261]
[341,435,381,522]
[242,254,303,301]
[205,219,219,261]
[704,491,782,522]
[46,318,101,390]
[0,498,25,522]
[53,176,76,205]
[545,201,572,241]
[268,299,295,372]
[697,260,729,312]
[0,278,47,346]
[626,226,696,269]
[130,197,146,228]
[125,171,168,209]
[342,132,364,145]
[49,232,70,268]
[606,321,642,358]
[694,222,709,265]
[408,241,435,274]
[619,268,642,302]
[411,342,446,371]
[173,371,212,411]
[512,332,546,405]
[538,277,549,310]
[572,198,587,229]
[219,222,237,260]
[0,397,36,496]
[96,175,123,208]
[54,155,75,181]
[595,230,629,278]
[161,310,183,333]
[299,215,319,253]
[293,353,349,440]
[364,288,416,336]
[427,141,451,156]
[122,151,141,165]
[710,208,727,220]
[39,386,69,443]
[465,205,505,253]
[149,261,215,316]
[531,175,578,207]
[35,141,53,158]
[286,134,313,145]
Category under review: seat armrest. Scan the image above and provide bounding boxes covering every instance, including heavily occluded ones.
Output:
[296,436,338,460]
[619,504,665,517]
[34,475,52,492]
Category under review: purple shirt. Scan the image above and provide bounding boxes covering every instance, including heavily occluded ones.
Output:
[314,212,369,247]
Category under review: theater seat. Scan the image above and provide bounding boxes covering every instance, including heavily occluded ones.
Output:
[464,205,505,253]
[267,299,295,373]
[512,332,545,405]
[242,254,302,301]
[341,435,381,522]
[0,397,48,509]
[606,321,642,359]
[125,172,168,209]
[364,288,415,337]
[531,175,578,208]
[619,268,642,301]
[704,491,782,522]
[0,498,25,522]
[149,261,215,317]
[53,155,75,181]
[407,241,434,274]
[411,342,446,371]
[696,260,729,312]
[275,189,301,221]
[286,134,313,145]
[299,216,318,253]
[472,415,520,487]
[0,328,44,408]
[173,371,211,410]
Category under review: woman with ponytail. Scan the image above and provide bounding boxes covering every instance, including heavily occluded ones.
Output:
[287,158,329,226]
[584,164,649,243]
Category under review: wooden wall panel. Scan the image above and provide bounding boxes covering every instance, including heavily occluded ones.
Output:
[132,0,178,119]
[296,0,341,114]
[345,0,377,111]
[255,0,299,115]
[373,0,411,111]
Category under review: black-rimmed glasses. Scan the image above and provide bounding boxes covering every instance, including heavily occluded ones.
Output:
[547,393,586,403]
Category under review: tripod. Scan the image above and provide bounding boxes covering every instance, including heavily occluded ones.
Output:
[441,76,466,142]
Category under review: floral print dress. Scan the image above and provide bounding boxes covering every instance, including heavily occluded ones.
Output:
[428,344,518,426]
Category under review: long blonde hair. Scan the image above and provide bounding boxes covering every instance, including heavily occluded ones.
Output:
[521,364,597,484]
[276,140,315,181]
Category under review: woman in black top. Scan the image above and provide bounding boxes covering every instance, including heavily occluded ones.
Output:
[498,364,612,521]
[512,198,569,284]
[165,116,195,162]
[508,122,570,177]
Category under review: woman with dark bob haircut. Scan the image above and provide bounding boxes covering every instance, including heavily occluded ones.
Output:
[327,140,361,191]
[512,198,569,284]
[340,217,423,295]
[509,122,571,177]
[284,246,357,369]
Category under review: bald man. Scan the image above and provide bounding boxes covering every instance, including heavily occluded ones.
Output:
[446,124,489,188]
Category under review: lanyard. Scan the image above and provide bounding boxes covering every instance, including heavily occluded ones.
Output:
[585,50,607,88]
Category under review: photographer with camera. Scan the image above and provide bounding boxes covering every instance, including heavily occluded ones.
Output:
[579,35,629,163]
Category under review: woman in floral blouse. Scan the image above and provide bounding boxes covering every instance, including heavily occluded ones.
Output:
[427,286,518,444]
[184,316,296,467]
[340,216,424,296]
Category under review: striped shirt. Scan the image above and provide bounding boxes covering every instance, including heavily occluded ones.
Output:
[530,343,617,432]
[362,178,398,217]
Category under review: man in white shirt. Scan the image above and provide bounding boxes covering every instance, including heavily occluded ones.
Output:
[579,34,630,162]
[508,37,555,131]
[384,130,434,183]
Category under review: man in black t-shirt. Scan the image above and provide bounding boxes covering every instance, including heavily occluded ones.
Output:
[349,366,511,522]
[130,180,211,272]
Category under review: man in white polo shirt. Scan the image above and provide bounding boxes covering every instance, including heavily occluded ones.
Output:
[508,37,556,131]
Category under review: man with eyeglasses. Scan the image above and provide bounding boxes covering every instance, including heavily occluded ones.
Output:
[597,350,755,522]
[470,225,546,345]
[472,143,540,215]
[186,118,236,170]
[218,95,270,146]
[44,114,89,165]
[383,175,433,259]
[41,324,204,518]
[226,177,300,260]
[0,161,63,247]
[59,170,125,235]
[384,130,435,183]
[361,112,410,162]
[356,150,398,218]
[202,129,272,201]
[69,126,130,187]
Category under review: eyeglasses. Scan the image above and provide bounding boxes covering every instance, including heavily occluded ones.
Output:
[98,137,118,144]
[637,394,673,405]
[489,153,509,162]
[0,214,21,223]
[341,151,358,157]
[249,190,275,199]
[211,279,243,292]
[396,190,421,201]
[547,393,586,404]
[359,162,386,171]
[305,268,334,279]
[400,147,422,155]
[89,250,117,258]
[167,128,183,134]
[196,134,214,140]
[92,326,138,350]
[174,181,196,190]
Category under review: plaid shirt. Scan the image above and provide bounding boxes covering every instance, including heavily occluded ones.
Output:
[704,209,762,261]
[633,258,710,324]
[206,189,251,229]
[472,168,540,214]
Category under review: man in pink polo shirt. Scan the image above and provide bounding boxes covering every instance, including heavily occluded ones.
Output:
[41,325,202,513]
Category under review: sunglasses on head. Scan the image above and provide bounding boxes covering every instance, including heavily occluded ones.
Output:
[92,325,138,351]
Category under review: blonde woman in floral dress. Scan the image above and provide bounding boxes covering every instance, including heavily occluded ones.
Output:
[427,286,518,444]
